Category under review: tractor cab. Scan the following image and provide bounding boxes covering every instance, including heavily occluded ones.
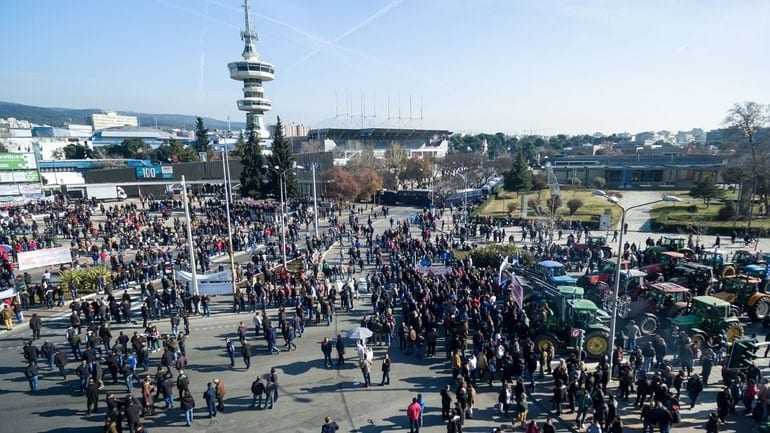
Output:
[743,264,768,281]
[670,262,717,295]
[642,251,686,278]
[535,260,578,286]
[660,236,687,252]
[587,235,607,248]
[669,295,744,343]
[647,282,690,312]
[566,298,610,326]
[619,269,647,297]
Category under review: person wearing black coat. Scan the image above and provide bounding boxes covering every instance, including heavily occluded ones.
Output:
[251,378,266,408]
[181,390,195,426]
[441,384,453,419]
[54,350,68,379]
[125,398,142,433]
[716,387,733,422]
[335,335,345,368]
[242,343,251,369]
[86,378,100,414]
[159,376,174,409]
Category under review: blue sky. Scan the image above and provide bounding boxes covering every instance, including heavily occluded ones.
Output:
[2,0,769,135]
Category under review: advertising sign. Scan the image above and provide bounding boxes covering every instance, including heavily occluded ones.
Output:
[17,246,73,270]
[0,153,37,170]
[136,165,174,179]
[0,171,39,183]
[175,269,233,295]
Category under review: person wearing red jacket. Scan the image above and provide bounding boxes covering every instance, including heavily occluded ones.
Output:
[407,398,422,433]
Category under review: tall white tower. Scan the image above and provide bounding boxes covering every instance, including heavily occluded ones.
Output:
[228,0,274,140]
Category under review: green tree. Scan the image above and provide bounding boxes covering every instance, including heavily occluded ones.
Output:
[566,198,584,215]
[689,177,724,207]
[235,132,247,158]
[169,139,198,162]
[268,117,296,197]
[239,131,269,198]
[503,151,532,192]
[106,138,147,158]
[63,143,96,159]
[194,117,209,154]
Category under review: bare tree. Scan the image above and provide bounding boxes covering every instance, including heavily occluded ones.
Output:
[724,102,769,221]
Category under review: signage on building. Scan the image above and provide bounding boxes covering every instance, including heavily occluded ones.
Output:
[0,171,39,183]
[0,153,37,170]
[136,165,174,179]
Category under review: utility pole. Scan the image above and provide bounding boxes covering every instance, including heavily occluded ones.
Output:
[181,176,199,296]
[221,150,237,294]
[312,163,319,238]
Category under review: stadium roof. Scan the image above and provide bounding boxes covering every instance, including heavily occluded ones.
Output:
[307,128,451,140]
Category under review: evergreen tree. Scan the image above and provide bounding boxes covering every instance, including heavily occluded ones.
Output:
[268,117,297,197]
[239,131,269,198]
[194,117,209,154]
[503,151,532,192]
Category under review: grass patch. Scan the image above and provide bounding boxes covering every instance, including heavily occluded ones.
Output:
[650,193,770,231]
[478,188,622,225]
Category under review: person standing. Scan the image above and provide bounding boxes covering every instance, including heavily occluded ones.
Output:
[336,335,346,368]
[251,377,265,408]
[225,338,236,368]
[322,337,334,368]
[54,349,67,379]
[360,357,372,388]
[29,313,42,340]
[3,304,14,330]
[204,382,217,418]
[686,373,704,409]
[381,354,391,386]
[24,363,39,392]
[441,384,453,419]
[407,397,422,433]
[214,378,226,412]
[242,342,251,369]
[321,416,339,433]
[269,368,279,405]
[86,377,100,414]
[181,390,195,426]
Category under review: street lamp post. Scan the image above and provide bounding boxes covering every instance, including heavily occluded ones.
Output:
[592,190,680,376]
[181,176,199,296]
[265,163,300,268]
[221,150,237,294]
[311,163,319,238]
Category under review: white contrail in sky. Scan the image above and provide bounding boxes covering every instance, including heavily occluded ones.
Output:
[289,0,405,70]
[198,0,209,102]
[207,0,387,66]
[153,0,239,29]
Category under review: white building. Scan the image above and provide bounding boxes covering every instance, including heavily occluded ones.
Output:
[91,112,138,130]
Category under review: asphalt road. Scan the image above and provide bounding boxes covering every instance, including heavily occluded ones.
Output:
[2,204,770,433]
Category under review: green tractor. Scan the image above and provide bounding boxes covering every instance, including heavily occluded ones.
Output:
[533,286,612,359]
[667,295,744,347]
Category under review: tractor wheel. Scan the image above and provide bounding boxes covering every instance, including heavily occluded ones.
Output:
[725,323,744,342]
[535,334,559,356]
[639,316,658,335]
[722,266,736,278]
[753,298,770,320]
[584,331,610,359]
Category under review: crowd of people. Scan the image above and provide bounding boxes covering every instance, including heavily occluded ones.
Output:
[6,189,770,433]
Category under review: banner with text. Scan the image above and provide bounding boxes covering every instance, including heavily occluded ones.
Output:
[174,269,233,295]
[17,246,73,270]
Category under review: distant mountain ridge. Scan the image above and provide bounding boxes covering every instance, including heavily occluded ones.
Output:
[0,100,244,131]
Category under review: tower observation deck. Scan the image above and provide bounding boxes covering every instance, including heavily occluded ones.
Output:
[228,0,274,140]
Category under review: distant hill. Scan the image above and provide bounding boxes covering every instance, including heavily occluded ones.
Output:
[0,100,244,131]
